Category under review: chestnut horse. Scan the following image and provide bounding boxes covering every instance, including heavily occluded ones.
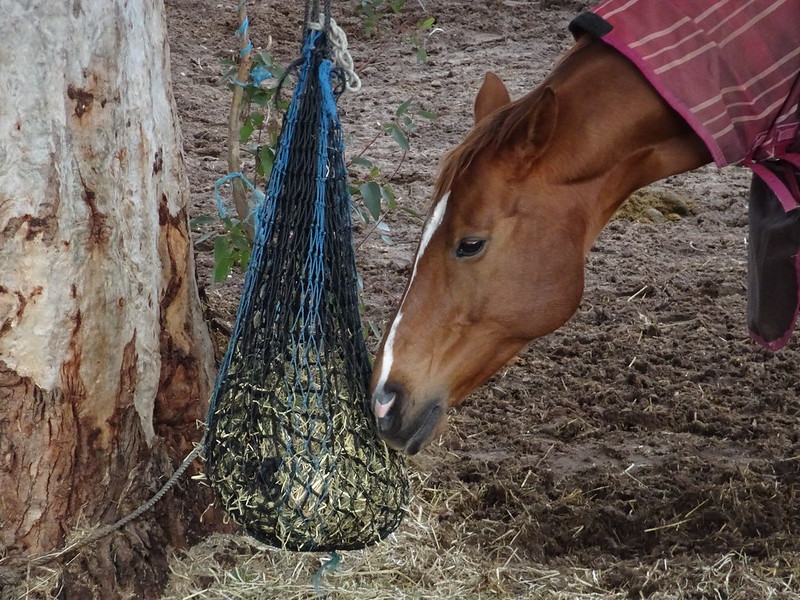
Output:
[368,35,715,454]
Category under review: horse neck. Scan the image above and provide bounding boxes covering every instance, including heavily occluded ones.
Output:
[541,38,711,251]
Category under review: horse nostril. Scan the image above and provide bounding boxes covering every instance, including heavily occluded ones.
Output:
[377,410,396,435]
[372,382,405,434]
[373,391,395,420]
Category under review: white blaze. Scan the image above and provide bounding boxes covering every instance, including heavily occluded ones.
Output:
[374,193,450,413]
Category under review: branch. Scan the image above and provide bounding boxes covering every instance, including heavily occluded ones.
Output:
[226,2,255,241]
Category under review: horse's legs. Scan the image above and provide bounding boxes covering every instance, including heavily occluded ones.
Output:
[747,172,800,348]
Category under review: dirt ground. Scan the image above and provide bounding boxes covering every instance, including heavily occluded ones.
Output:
[165,0,800,597]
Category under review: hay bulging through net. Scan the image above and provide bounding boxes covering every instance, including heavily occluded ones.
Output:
[204,26,408,552]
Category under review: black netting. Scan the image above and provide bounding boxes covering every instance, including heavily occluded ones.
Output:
[204,29,408,552]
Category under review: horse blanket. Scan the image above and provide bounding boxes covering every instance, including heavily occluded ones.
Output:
[571,0,800,350]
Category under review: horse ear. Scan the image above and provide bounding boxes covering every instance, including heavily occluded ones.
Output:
[474,72,511,125]
[525,86,558,160]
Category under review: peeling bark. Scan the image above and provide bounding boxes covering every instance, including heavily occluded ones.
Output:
[0,0,220,597]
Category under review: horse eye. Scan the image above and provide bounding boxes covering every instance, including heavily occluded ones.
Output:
[455,238,486,258]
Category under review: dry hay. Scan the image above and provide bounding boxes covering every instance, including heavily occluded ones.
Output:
[615,187,696,224]
[6,454,800,599]
[206,371,408,552]
[161,457,800,600]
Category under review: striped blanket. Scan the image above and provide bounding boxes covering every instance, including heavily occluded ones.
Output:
[571,0,800,350]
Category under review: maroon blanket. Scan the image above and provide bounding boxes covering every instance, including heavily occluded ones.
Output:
[572,0,800,350]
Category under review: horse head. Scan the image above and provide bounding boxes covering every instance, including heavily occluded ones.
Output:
[369,71,589,454]
[369,39,710,454]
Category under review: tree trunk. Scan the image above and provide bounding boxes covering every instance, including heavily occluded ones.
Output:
[0,1,219,597]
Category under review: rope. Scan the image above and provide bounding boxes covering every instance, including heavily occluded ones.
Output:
[312,551,341,595]
[0,439,205,586]
[308,14,362,92]
[214,171,266,228]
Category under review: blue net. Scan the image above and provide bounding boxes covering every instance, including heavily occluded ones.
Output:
[204,28,408,551]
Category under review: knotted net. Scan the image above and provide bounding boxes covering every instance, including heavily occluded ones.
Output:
[204,26,408,552]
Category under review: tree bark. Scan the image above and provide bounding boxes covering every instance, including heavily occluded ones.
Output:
[0,1,219,597]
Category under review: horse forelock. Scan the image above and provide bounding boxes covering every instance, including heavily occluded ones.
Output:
[433,88,548,203]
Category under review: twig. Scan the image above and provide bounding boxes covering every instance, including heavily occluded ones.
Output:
[227,1,255,241]
[348,128,383,165]
[355,211,389,251]
[386,149,408,181]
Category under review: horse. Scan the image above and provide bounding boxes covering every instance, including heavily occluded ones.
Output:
[368,2,800,455]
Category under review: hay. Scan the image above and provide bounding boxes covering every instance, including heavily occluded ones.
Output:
[7,459,800,599]
[615,188,696,223]
[206,366,408,552]
[161,463,800,600]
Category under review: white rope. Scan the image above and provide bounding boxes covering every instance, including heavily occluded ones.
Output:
[308,15,362,92]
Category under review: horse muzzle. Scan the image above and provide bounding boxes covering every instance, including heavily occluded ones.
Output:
[372,384,445,455]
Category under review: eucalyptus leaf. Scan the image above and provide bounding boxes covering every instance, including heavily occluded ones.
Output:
[350,156,374,168]
[190,215,216,229]
[395,98,413,117]
[213,236,233,281]
[360,181,383,220]
[390,126,410,151]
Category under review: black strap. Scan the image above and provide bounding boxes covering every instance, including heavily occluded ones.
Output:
[569,12,613,40]
[747,169,800,348]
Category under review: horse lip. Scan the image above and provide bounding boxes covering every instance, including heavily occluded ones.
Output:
[404,403,443,455]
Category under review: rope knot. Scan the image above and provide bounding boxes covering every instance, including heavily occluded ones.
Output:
[308,14,361,92]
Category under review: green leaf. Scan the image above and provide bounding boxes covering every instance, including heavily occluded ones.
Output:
[238,247,251,271]
[380,233,395,245]
[349,156,374,168]
[364,15,379,37]
[416,108,439,120]
[419,17,436,29]
[380,184,396,208]
[395,98,413,117]
[213,236,233,281]
[390,126,410,151]
[416,48,428,63]
[399,205,424,219]
[189,215,216,230]
[194,231,214,246]
[248,112,265,127]
[218,64,237,85]
[353,204,369,224]
[368,319,383,340]
[246,88,273,106]
[256,145,275,178]
[239,123,255,144]
[360,181,383,220]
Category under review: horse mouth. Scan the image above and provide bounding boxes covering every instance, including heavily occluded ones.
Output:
[403,403,444,455]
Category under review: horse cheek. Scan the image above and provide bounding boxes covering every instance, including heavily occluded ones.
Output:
[515,249,584,340]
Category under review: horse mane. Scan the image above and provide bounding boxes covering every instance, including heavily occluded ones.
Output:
[432,90,545,201]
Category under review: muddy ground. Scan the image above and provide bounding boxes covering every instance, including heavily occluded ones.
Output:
[166,0,800,597]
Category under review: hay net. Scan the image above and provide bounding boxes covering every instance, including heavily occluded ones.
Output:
[204,18,409,553]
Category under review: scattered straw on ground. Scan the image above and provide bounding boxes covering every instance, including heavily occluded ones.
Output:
[6,461,800,599]
[160,466,800,600]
